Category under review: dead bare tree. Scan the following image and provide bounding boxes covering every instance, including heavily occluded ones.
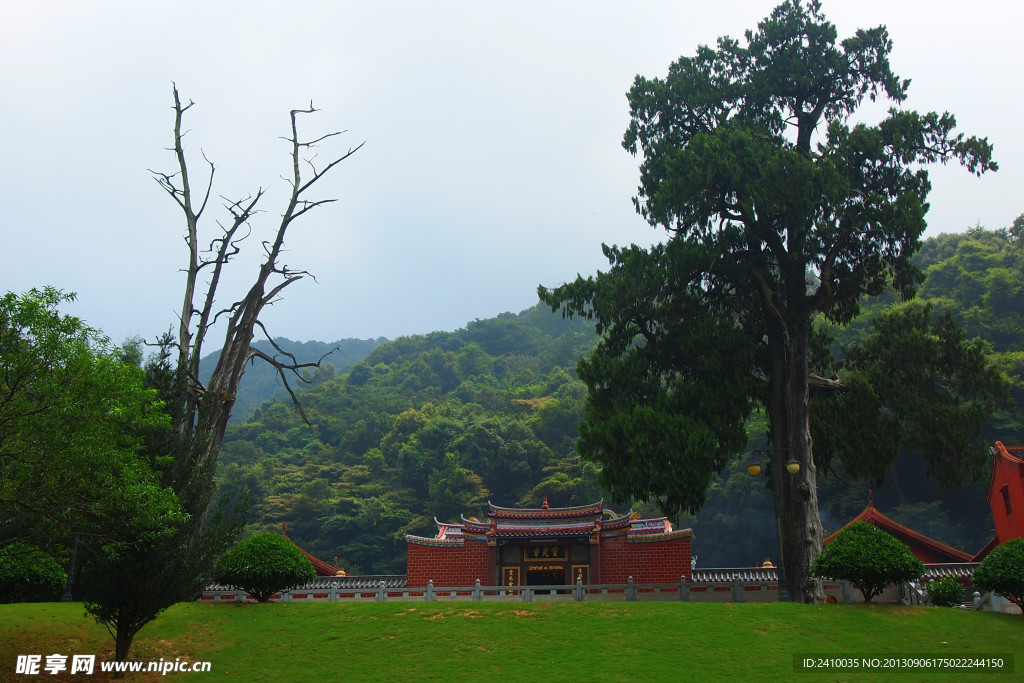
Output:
[152,84,363,464]
[79,85,362,663]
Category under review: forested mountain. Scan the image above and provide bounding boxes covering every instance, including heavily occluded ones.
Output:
[216,306,605,573]
[199,337,385,424]
[216,224,1023,572]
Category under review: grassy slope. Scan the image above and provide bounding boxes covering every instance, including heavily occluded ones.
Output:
[2,602,1022,681]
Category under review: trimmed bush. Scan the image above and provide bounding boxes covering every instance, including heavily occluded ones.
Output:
[810,522,925,603]
[0,543,67,603]
[927,576,964,608]
[971,537,1024,613]
[214,533,316,602]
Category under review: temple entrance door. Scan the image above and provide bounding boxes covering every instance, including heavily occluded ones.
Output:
[526,568,563,585]
[526,566,566,593]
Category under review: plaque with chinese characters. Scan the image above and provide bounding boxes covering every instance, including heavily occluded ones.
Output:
[524,545,567,561]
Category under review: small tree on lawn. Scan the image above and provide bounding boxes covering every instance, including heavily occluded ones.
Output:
[971,537,1024,613]
[926,575,964,608]
[214,533,316,602]
[810,522,924,603]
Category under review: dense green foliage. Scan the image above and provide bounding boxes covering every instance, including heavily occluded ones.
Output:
[78,335,247,661]
[810,522,925,602]
[971,538,1024,612]
[0,543,67,603]
[0,288,182,550]
[829,223,1024,446]
[560,241,758,516]
[813,303,1012,489]
[927,575,965,608]
[214,533,316,602]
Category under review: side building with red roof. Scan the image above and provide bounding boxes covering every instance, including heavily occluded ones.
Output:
[987,441,1024,546]
[822,492,974,564]
[406,498,693,588]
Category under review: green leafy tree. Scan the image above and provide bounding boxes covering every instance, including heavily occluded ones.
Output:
[542,0,995,601]
[926,575,964,608]
[810,522,925,603]
[971,537,1024,613]
[214,533,316,602]
[0,543,67,603]
[0,288,181,549]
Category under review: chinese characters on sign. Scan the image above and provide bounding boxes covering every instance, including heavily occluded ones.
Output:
[16,655,95,675]
[525,545,566,561]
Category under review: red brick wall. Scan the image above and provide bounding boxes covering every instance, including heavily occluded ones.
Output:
[406,540,490,587]
[599,534,692,584]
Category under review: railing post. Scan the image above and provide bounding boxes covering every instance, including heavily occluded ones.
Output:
[524,586,532,603]
[473,579,482,601]
[679,575,689,602]
[575,577,584,602]
[377,580,386,602]
[426,580,434,602]
[627,576,636,602]
[733,576,742,603]
[329,580,339,602]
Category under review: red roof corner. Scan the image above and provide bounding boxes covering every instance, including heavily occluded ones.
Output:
[823,496,973,564]
[282,523,347,577]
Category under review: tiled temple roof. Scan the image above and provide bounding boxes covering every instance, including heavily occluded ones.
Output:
[692,563,979,583]
[421,499,685,542]
[487,499,605,519]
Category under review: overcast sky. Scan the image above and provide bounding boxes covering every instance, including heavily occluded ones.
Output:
[2,1,1021,346]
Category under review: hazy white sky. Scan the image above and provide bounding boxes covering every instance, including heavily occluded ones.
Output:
[2,1,1021,345]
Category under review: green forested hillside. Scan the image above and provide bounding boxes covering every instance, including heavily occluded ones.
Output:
[216,306,608,574]
[217,225,1023,573]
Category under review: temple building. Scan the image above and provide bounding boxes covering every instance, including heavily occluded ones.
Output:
[405,498,693,588]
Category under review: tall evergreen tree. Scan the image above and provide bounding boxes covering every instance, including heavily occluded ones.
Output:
[542,0,996,601]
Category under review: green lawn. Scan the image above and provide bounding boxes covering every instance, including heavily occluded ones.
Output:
[1,601,1022,681]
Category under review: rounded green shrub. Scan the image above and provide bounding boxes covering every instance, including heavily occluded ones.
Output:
[810,522,925,603]
[971,537,1024,613]
[0,543,68,603]
[214,533,316,602]
[927,575,964,608]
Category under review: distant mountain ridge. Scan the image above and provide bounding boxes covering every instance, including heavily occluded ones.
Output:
[199,337,387,424]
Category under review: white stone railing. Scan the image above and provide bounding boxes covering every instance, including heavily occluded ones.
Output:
[200,575,844,603]
[199,563,981,604]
